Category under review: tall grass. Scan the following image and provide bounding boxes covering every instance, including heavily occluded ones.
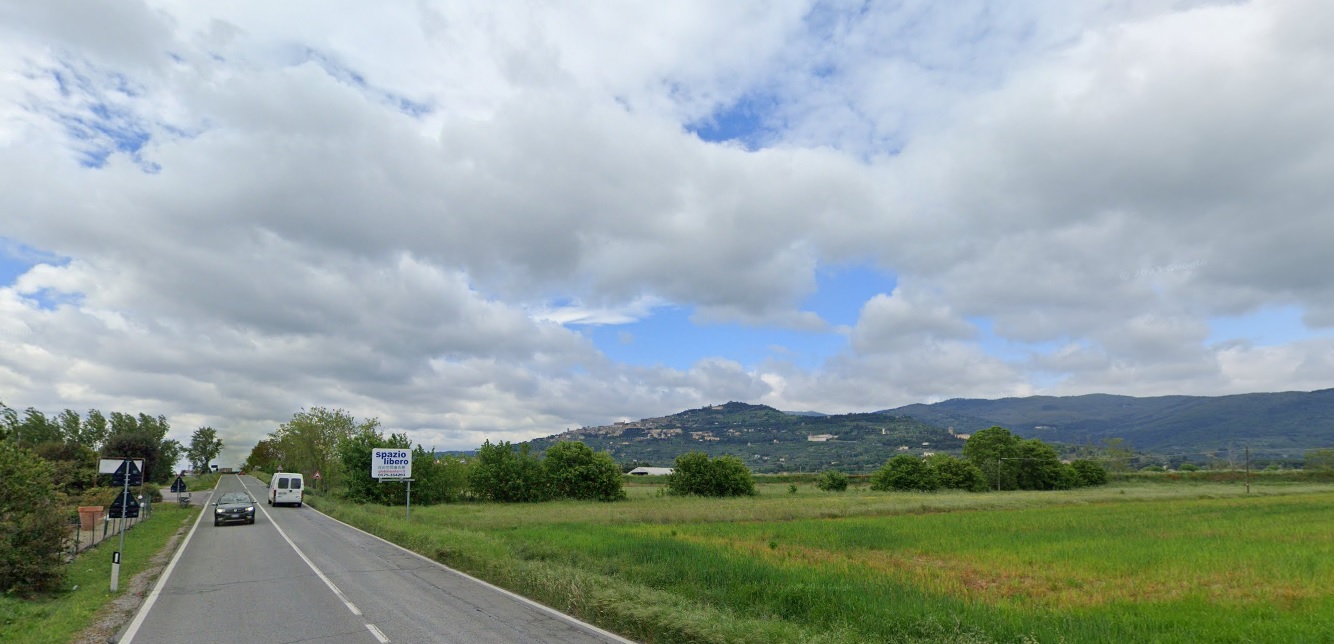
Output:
[310,482,1334,643]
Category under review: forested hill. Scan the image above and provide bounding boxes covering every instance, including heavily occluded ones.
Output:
[526,402,961,473]
[881,389,1334,457]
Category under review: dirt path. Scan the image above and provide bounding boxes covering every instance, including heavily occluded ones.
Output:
[70,513,194,644]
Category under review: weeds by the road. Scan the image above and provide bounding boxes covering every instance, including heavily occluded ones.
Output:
[0,504,199,644]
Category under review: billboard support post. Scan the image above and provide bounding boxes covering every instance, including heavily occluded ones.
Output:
[371,448,414,520]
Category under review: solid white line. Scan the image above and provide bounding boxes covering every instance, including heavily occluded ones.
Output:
[304,504,637,644]
[120,479,218,644]
[252,487,363,617]
[366,623,391,643]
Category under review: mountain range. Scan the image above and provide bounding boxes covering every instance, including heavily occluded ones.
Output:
[524,389,1334,472]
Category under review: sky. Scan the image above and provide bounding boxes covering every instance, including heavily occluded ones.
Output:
[3,0,1334,468]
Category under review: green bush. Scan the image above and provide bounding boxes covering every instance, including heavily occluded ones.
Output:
[815,470,849,492]
[544,441,626,501]
[1178,463,1200,472]
[666,452,756,497]
[1071,459,1110,486]
[927,454,989,492]
[0,441,68,596]
[412,449,471,504]
[871,454,940,492]
[469,440,550,502]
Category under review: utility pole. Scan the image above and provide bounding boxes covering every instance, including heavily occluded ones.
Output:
[1245,445,1251,494]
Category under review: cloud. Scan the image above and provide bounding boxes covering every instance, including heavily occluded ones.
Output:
[1,0,1331,466]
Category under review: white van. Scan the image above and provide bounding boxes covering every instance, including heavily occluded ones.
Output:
[269,472,304,507]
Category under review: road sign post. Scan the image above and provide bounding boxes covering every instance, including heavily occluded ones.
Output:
[100,458,143,592]
[371,449,414,519]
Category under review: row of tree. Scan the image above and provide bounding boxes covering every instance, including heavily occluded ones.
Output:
[242,408,628,504]
[866,427,1109,492]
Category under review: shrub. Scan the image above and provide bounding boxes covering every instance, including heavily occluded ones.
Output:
[1071,459,1110,486]
[544,441,626,501]
[871,454,940,492]
[815,470,849,492]
[469,440,550,502]
[666,452,756,497]
[0,441,68,596]
[1178,463,1200,472]
[928,454,988,492]
[413,449,471,504]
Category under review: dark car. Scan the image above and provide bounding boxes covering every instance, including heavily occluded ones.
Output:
[213,492,256,526]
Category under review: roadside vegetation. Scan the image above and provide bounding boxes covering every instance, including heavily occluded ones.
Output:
[0,503,199,644]
[308,480,1334,643]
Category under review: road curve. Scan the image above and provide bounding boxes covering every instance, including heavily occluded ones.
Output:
[121,474,634,644]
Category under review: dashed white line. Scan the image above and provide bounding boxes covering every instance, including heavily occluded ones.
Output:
[366,623,391,643]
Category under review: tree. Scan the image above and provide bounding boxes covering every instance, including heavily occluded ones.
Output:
[1305,448,1334,479]
[1100,437,1135,478]
[871,454,940,492]
[243,439,285,474]
[108,411,139,437]
[101,431,164,484]
[34,440,99,495]
[336,425,411,504]
[816,470,849,492]
[80,409,109,450]
[1011,439,1066,490]
[469,440,549,502]
[1070,459,1109,486]
[928,454,988,492]
[272,407,368,491]
[963,426,1021,490]
[0,441,69,595]
[14,408,62,447]
[187,426,224,473]
[412,448,470,504]
[666,452,756,497]
[543,441,625,501]
[56,409,82,443]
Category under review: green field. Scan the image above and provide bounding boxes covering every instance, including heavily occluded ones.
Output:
[309,482,1334,643]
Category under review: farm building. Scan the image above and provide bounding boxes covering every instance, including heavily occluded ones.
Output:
[628,467,674,476]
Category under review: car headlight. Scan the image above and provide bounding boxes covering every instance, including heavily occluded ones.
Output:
[245,506,254,512]
[215,507,225,513]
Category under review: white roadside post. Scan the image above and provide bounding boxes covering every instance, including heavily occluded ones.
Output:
[371,448,414,520]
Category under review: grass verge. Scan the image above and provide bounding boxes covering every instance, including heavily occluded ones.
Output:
[0,504,199,644]
[309,482,1334,643]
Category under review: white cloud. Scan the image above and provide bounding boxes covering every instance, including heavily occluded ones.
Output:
[1,0,1331,463]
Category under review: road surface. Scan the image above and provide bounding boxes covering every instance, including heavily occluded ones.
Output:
[121,474,633,643]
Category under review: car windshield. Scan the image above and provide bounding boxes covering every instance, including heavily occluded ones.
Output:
[219,493,250,504]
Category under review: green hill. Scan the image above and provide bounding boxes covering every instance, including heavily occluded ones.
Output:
[881,389,1334,458]
[526,402,961,473]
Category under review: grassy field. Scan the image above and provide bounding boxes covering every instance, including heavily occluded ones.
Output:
[309,480,1334,643]
[0,503,200,644]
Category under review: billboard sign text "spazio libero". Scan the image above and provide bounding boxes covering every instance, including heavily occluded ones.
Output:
[371,448,412,480]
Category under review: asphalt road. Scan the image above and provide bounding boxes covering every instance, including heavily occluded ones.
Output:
[121,474,633,644]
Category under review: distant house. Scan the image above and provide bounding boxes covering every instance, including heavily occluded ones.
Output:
[807,434,837,442]
[921,452,935,458]
[955,434,971,440]
[898,446,910,451]
[628,467,674,476]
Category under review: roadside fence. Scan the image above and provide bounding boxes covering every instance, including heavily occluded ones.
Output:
[65,495,153,562]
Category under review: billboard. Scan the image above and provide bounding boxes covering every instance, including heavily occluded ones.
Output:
[371,448,412,480]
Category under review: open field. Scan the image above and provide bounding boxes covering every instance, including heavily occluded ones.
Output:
[309,480,1334,643]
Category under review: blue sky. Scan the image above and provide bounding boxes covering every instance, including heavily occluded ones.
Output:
[3,0,1333,463]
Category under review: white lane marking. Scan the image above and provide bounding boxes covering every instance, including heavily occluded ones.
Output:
[304,504,637,644]
[120,477,219,644]
[366,623,391,643]
[250,481,364,616]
